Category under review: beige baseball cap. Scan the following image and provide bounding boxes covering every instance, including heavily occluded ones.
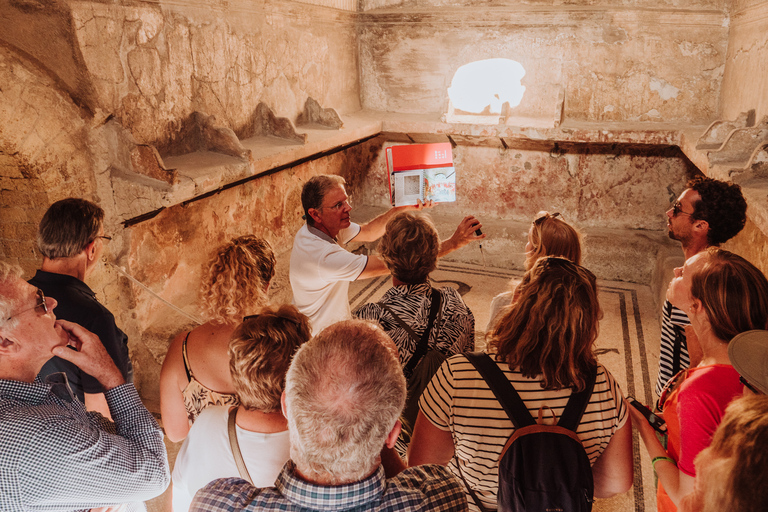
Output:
[728,330,768,395]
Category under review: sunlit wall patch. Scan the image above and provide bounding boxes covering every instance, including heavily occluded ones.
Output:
[445,58,526,124]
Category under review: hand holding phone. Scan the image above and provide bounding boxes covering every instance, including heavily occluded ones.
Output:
[628,396,667,434]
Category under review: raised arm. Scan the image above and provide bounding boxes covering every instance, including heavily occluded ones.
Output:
[356,200,435,242]
[44,320,170,507]
[438,215,485,257]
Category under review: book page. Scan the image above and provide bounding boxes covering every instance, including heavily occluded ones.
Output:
[393,169,424,207]
[424,166,456,203]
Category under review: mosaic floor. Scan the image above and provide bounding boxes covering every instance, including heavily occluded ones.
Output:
[349,262,662,512]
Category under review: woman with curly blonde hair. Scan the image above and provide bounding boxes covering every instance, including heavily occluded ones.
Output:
[160,235,276,442]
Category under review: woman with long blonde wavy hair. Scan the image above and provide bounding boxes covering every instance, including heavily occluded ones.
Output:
[160,235,275,442]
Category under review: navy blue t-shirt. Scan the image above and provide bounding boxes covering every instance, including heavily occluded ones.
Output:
[30,270,133,403]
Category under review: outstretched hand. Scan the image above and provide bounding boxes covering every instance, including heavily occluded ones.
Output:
[410,199,435,211]
[52,320,125,391]
[439,215,485,257]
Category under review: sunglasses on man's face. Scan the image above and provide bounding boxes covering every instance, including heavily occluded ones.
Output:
[670,201,694,217]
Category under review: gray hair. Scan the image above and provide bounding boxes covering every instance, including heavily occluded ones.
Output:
[284,320,406,483]
[0,261,24,331]
[301,175,346,227]
[37,198,104,259]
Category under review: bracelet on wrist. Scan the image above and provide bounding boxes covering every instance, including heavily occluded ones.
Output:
[651,456,676,471]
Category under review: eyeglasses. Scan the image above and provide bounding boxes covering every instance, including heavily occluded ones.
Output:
[535,256,595,281]
[740,375,762,395]
[670,201,694,217]
[320,199,351,212]
[5,288,48,322]
[94,235,112,243]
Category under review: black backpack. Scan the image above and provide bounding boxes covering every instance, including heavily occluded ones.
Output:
[462,352,596,512]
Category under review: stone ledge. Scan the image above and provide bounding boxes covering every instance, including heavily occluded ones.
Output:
[120,109,768,247]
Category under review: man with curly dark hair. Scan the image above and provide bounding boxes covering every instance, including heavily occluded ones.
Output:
[656,176,748,395]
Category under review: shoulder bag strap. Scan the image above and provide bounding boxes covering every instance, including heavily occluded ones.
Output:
[382,288,442,377]
[463,352,534,429]
[557,365,598,432]
[455,459,494,512]
[227,407,253,484]
[181,331,193,382]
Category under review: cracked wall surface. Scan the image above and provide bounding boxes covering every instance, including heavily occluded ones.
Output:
[68,0,359,151]
[358,3,728,123]
[720,0,768,121]
[356,140,695,231]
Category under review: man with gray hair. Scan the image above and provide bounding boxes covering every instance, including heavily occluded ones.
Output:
[0,261,169,510]
[30,197,132,417]
[191,319,467,512]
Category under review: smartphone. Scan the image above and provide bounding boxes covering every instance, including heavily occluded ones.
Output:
[475,228,483,236]
[628,397,666,433]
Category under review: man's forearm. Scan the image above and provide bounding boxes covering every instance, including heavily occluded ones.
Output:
[356,206,409,243]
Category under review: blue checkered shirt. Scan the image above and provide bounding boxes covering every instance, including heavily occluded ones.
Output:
[0,373,170,511]
[191,460,467,511]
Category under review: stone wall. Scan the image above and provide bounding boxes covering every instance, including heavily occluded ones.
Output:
[358,1,728,123]
[357,141,694,230]
[720,0,768,121]
[0,0,359,153]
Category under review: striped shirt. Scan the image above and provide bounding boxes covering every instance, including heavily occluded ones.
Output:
[419,355,628,511]
[655,300,691,396]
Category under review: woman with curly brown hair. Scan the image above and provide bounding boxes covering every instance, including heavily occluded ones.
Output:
[160,235,276,442]
[409,257,633,510]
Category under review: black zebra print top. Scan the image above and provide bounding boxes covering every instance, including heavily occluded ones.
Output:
[354,282,475,368]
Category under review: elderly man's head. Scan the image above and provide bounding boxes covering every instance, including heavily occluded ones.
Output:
[0,262,66,379]
[284,320,406,484]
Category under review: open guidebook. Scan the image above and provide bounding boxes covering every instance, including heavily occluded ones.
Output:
[386,142,457,207]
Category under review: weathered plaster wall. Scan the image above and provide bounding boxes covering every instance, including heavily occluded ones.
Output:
[0,0,360,153]
[0,45,99,273]
[358,141,694,230]
[358,1,728,123]
[719,0,768,121]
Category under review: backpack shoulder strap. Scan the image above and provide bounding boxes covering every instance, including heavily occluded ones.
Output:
[464,352,534,429]
[557,365,598,432]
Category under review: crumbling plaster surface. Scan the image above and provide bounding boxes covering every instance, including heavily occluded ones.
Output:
[0,0,360,152]
[358,3,728,124]
[70,0,360,150]
[719,0,768,121]
[362,0,727,8]
[0,45,99,273]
